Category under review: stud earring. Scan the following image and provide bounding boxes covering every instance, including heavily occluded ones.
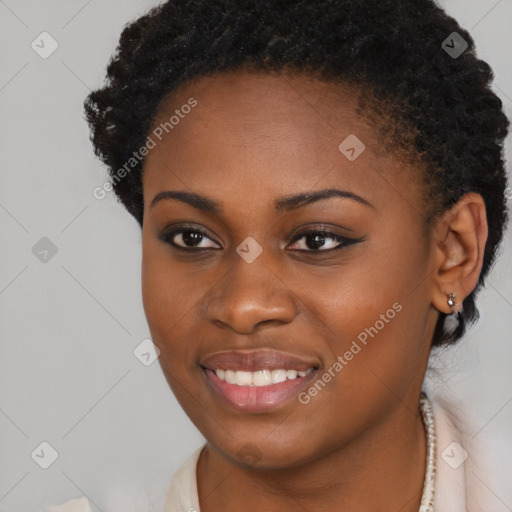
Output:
[447,292,456,308]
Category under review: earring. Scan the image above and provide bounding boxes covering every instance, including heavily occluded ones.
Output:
[447,292,456,308]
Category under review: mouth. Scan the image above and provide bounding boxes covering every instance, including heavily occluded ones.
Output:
[200,350,320,413]
[211,367,314,386]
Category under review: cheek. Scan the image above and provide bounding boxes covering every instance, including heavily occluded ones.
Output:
[141,235,197,332]
[140,245,213,379]
[141,257,174,337]
[141,246,191,364]
[288,291,427,462]
[300,231,430,397]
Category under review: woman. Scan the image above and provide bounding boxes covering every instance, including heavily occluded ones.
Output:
[46,0,510,510]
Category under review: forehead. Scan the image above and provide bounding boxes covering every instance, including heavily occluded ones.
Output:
[149,69,368,151]
[142,69,421,214]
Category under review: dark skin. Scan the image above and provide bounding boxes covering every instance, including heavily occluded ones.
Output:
[140,69,487,511]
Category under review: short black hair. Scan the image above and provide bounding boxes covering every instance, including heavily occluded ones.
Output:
[84,0,509,348]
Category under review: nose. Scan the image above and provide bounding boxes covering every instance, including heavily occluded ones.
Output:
[205,251,297,334]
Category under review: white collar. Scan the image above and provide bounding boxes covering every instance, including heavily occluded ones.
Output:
[163,394,473,511]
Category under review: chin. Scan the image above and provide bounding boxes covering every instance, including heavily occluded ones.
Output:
[204,427,329,471]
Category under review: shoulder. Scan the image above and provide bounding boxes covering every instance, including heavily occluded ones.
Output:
[41,445,205,512]
[428,390,512,512]
[163,445,205,512]
[41,497,91,512]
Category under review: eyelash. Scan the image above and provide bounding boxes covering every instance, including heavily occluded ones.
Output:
[288,229,362,252]
[160,225,363,253]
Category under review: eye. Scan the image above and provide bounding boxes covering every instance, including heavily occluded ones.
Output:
[160,225,221,250]
[287,229,362,252]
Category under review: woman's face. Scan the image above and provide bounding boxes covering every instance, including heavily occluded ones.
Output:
[141,70,437,468]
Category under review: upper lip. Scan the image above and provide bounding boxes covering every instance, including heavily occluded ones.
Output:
[201,349,319,372]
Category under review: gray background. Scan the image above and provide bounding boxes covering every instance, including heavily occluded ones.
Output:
[0,1,511,511]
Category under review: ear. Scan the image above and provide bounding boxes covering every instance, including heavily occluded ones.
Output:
[430,192,488,315]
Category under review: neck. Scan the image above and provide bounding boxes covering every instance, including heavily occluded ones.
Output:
[197,396,428,512]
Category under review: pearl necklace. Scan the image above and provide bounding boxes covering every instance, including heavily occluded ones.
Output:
[418,391,436,512]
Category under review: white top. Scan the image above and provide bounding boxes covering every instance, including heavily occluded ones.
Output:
[42,393,511,512]
[162,394,510,512]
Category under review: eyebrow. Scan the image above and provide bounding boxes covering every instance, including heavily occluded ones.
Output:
[150,188,374,214]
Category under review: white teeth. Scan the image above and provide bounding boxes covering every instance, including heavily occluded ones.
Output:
[253,370,272,386]
[271,369,287,384]
[214,368,313,386]
[225,370,237,384]
[286,369,298,380]
[235,371,253,386]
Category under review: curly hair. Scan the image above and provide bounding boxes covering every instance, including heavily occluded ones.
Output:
[84,0,509,348]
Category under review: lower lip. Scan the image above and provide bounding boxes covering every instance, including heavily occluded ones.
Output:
[203,368,318,413]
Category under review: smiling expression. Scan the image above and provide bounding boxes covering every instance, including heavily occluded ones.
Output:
[140,69,437,468]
